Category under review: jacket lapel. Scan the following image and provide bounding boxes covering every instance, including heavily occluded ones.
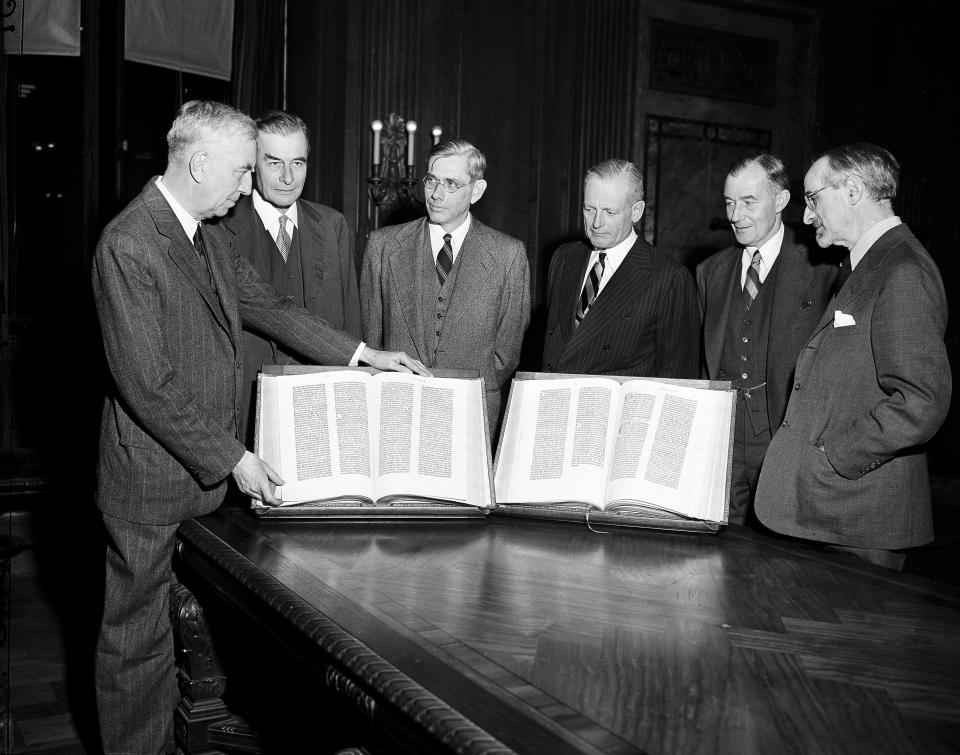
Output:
[564,236,653,356]
[703,250,741,374]
[142,181,232,337]
[767,236,816,363]
[386,217,430,361]
[442,219,496,326]
[295,202,324,300]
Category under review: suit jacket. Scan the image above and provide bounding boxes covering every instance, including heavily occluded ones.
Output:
[360,215,530,431]
[222,194,361,442]
[697,225,838,431]
[754,224,951,549]
[92,179,359,525]
[223,193,361,339]
[542,236,700,378]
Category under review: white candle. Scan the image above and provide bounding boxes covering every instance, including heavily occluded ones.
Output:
[371,120,383,166]
[406,120,417,167]
[431,126,442,146]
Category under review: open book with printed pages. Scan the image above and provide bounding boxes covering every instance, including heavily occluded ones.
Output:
[252,366,494,519]
[493,372,736,533]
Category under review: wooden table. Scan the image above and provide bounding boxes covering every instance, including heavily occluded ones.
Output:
[175,506,960,754]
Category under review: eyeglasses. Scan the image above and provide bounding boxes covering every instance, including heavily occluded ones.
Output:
[422,174,474,194]
[803,176,848,211]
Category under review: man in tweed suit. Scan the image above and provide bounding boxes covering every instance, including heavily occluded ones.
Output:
[223,110,362,446]
[92,101,425,754]
[361,139,530,437]
[755,143,951,569]
[541,159,700,379]
[697,154,838,525]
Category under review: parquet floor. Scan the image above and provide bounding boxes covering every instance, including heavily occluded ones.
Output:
[1,478,959,755]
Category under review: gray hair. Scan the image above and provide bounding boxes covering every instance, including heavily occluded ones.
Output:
[255,110,311,154]
[166,100,257,162]
[428,139,487,180]
[584,159,644,203]
[813,142,899,202]
[729,153,790,193]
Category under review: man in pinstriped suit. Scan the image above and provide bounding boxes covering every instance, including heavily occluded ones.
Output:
[91,101,426,754]
[541,159,700,379]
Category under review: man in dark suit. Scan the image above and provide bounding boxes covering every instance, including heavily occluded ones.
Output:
[541,159,699,379]
[697,154,838,525]
[222,110,362,445]
[91,100,425,755]
[755,143,951,569]
[361,139,530,436]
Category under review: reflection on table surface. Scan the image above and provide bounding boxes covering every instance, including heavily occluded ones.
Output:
[182,506,960,754]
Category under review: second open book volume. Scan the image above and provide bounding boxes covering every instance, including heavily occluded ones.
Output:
[493,373,735,530]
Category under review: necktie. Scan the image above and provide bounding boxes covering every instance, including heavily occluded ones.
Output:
[743,248,761,310]
[575,252,606,327]
[835,253,851,294]
[192,223,206,259]
[192,223,214,285]
[436,233,454,285]
[276,214,291,262]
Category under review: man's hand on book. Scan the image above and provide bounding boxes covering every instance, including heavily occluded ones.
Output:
[360,347,432,376]
[232,450,285,505]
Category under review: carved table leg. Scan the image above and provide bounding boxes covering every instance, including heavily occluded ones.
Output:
[169,582,262,754]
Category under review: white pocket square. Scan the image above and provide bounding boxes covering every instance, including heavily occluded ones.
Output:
[833,310,856,327]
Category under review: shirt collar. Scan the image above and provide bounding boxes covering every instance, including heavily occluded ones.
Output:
[252,189,299,231]
[155,177,199,241]
[741,221,785,283]
[850,216,901,270]
[429,214,472,260]
[596,229,637,265]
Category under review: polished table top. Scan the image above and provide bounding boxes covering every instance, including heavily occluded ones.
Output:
[178,506,960,754]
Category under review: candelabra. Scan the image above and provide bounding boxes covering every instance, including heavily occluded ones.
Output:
[367,114,442,231]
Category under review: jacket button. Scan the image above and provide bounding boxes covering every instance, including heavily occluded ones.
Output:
[794,383,801,391]
[781,420,789,428]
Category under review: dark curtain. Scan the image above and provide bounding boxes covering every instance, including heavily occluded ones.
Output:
[231,0,285,117]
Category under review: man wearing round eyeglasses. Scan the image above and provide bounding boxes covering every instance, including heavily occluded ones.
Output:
[361,139,530,437]
[755,143,951,569]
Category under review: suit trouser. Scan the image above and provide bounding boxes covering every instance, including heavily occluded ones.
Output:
[96,512,180,755]
[729,395,772,526]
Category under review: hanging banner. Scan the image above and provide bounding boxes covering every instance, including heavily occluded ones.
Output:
[124,0,233,81]
[2,0,82,56]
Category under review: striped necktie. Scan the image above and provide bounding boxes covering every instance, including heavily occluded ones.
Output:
[743,248,762,310]
[276,213,291,262]
[436,233,454,285]
[575,252,606,327]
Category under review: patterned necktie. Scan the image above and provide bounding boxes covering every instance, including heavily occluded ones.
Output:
[743,248,762,310]
[192,223,206,259]
[276,214,291,262]
[436,233,454,285]
[575,252,606,327]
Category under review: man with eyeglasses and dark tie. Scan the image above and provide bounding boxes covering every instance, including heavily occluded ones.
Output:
[755,143,951,569]
[360,139,530,437]
[541,158,700,380]
[697,154,838,526]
